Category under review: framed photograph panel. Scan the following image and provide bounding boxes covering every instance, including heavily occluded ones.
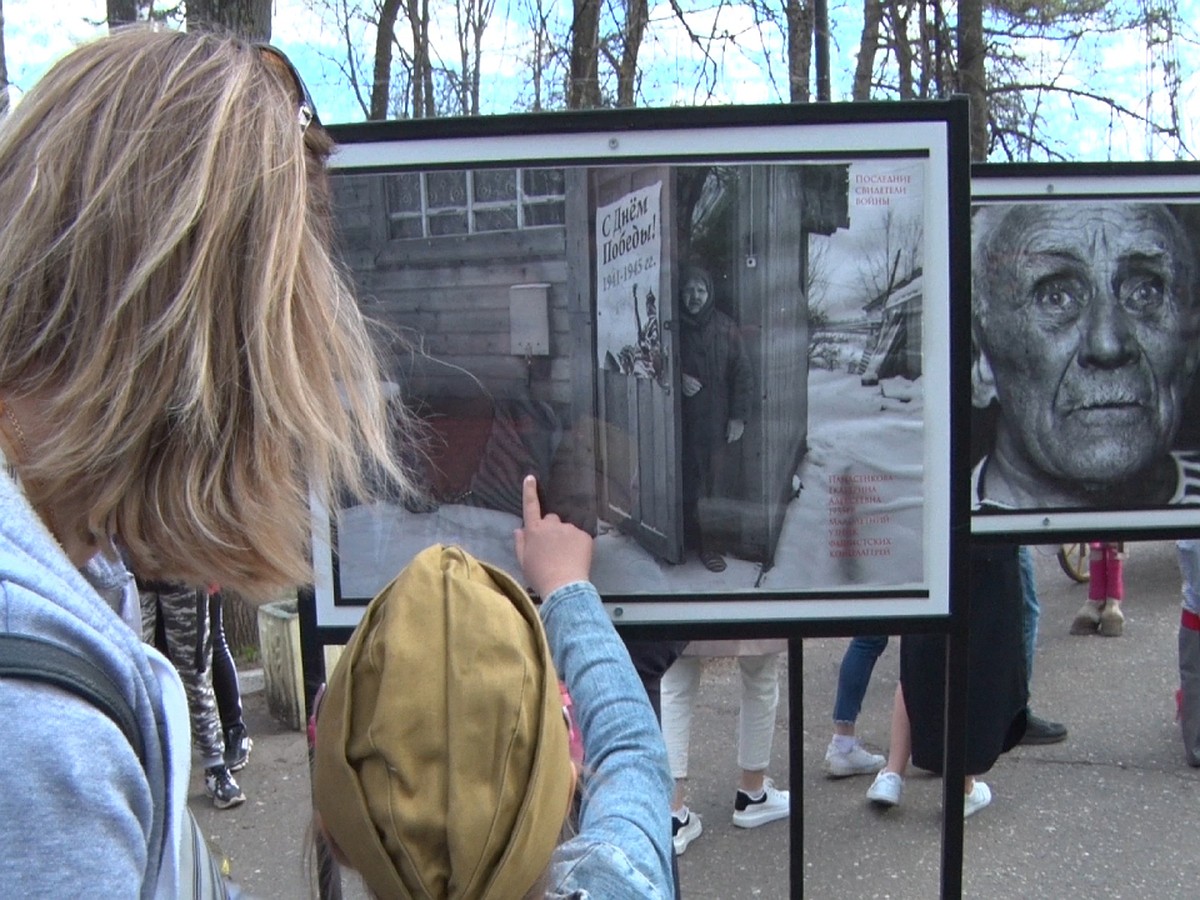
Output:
[311,102,969,632]
[971,163,1200,541]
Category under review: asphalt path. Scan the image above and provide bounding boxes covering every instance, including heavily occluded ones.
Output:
[192,540,1200,899]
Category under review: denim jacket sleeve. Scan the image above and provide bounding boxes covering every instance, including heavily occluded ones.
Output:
[540,582,675,900]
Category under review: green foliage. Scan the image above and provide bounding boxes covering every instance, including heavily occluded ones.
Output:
[234,644,261,666]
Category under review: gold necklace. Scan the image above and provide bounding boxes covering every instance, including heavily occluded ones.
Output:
[2,401,30,458]
[0,398,64,545]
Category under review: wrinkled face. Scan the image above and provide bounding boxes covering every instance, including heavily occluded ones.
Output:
[682,275,710,315]
[977,203,1199,487]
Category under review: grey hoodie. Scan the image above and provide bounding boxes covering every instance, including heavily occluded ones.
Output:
[0,467,179,897]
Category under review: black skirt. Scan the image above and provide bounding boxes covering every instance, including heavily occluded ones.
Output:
[902,543,1029,776]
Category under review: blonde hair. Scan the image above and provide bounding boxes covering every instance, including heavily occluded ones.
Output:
[0,28,416,599]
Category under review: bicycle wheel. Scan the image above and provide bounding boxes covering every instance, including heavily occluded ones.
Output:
[1057,543,1090,583]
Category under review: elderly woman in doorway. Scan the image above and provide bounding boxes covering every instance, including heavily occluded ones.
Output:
[679,264,754,573]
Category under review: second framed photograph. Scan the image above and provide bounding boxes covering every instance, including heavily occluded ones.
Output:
[972,162,1200,540]
[312,102,969,630]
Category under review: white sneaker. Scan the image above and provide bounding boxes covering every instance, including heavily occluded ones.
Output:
[824,740,886,778]
[866,770,904,807]
[964,781,992,818]
[731,777,790,828]
[671,809,703,855]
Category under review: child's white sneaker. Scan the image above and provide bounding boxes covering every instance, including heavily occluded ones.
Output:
[865,770,904,807]
[671,808,703,854]
[732,778,790,828]
[964,780,992,818]
[824,740,885,777]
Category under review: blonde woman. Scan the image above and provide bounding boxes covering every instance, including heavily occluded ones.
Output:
[0,29,415,896]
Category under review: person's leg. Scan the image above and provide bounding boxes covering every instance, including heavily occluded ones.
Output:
[695,444,726,572]
[154,586,223,765]
[209,592,253,771]
[661,656,703,854]
[736,653,781,789]
[1018,546,1038,677]
[1018,547,1067,744]
[879,683,911,777]
[623,639,688,722]
[1071,542,1107,634]
[209,593,243,729]
[661,656,701,811]
[832,635,888,729]
[731,653,788,828]
[866,683,910,807]
[139,587,159,646]
[1176,540,1200,766]
[151,584,245,809]
[681,443,703,558]
[826,635,887,776]
[1178,614,1200,766]
[625,638,688,890]
[1099,542,1126,637]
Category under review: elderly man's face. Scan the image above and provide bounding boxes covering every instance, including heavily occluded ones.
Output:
[977,203,1198,489]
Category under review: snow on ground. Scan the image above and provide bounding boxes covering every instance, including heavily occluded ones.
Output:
[761,368,925,592]
[335,368,927,600]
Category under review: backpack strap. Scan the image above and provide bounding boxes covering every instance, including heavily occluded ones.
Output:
[0,632,145,765]
[0,631,230,898]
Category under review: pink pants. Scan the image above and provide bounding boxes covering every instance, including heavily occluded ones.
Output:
[1088,542,1125,602]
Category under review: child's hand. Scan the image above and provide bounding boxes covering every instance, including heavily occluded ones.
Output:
[514,475,593,598]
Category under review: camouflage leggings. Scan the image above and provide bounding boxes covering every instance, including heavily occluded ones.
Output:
[139,582,224,768]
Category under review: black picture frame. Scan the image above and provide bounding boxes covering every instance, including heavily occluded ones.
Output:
[309,101,971,634]
[971,162,1200,543]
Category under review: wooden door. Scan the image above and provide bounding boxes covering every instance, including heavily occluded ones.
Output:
[592,166,683,564]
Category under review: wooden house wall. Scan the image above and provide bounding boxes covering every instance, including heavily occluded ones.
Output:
[331,170,595,525]
[732,166,810,564]
[331,172,574,412]
[904,300,924,379]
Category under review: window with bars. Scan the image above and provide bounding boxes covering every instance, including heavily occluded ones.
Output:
[384,168,566,240]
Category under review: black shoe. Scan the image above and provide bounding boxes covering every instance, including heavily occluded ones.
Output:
[204,764,246,810]
[224,723,253,772]
[1021,712,1067,745]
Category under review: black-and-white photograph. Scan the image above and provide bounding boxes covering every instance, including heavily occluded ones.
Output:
[312,110,962,625]
[972,165,1200,538]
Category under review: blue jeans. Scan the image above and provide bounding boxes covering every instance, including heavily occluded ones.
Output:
[1019,546,1038,684]
[832,635,888,725]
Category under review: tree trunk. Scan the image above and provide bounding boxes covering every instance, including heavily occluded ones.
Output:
[615,0,647,107]
[887,1,914,99]
[528,0,549,111]
[789,0,813,103]
[106,0,138,27]
[956,0,987,160]
[406,0,435,117]
[0,0,8,117]
[186,0,271,42]
[372,0,403,119]
[916,0,933,98]
[455,0,494,116]
[568,0,601,108]
[219,591,261,661]
[852,0,883,100]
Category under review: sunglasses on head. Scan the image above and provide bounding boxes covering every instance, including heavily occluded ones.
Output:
[256,44,320,133]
